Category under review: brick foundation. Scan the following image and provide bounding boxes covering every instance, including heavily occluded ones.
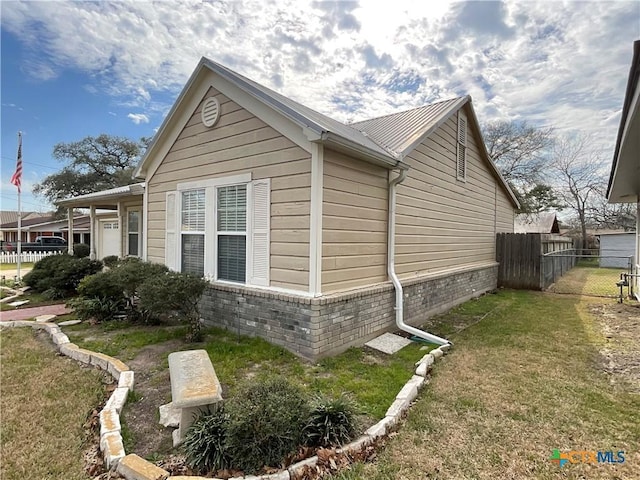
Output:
[200,262,498,360]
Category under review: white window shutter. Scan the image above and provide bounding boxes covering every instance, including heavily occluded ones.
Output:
[249,179,270,286]
[165,191,178,271]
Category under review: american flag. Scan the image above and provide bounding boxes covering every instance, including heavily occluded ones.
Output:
[10,132,22,193]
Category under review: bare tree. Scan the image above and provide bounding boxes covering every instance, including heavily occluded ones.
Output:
[483,120,555,187]
[588,197,637,231]
[551,135,607,253]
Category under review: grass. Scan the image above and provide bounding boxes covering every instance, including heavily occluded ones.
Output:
[548,265,624,297]
[331,290,640,480]
[0,289,62,311]
[0,262,34,271]
[0,327,107,480]
[66,320,427,421]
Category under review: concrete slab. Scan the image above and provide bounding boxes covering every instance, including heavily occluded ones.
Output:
[58,319,82,326]
[365,332,412,355]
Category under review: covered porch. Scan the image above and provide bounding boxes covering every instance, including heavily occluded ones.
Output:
[56,183,145,260]
[607,40,640,299]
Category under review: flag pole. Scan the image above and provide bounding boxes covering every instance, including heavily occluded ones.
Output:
[16,132,22,283]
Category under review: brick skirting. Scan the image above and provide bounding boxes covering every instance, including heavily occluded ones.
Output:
[200,262,498,360]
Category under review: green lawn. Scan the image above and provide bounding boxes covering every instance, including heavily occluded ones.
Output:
[0,262,34,271]
[0,328,107,480]
[331,290,640,480]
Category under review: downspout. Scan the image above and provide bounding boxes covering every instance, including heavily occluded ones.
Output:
[388,169,451,346]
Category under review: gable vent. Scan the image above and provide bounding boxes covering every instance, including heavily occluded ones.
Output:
[201,97,221,128]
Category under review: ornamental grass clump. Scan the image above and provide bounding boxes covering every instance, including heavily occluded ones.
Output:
[225,376,310,474]
[184,405,231,474]
[303,394,359,448]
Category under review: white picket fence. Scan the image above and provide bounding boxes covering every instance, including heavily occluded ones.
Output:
[0,251,62,264]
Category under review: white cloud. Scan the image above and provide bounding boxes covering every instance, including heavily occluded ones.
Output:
[1,0,638,162]
[127,113,149,124]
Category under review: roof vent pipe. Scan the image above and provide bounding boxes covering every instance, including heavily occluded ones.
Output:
[388,169,451,346]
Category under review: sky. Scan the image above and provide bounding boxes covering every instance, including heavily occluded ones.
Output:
[1,0,639,212]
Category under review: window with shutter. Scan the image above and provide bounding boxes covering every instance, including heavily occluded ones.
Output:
[457,111,467,181]
[167,174,269,286]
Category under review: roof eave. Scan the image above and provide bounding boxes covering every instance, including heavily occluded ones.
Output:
[607,40,640,202]
[322,133,403,169]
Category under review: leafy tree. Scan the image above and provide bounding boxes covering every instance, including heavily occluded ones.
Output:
[515,183,563,215]
[34,134,146,214]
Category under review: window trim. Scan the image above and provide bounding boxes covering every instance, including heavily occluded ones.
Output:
[175,174,253,282]
[126,207,142,257]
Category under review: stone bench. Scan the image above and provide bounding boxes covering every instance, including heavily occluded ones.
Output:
[168,349,222,446]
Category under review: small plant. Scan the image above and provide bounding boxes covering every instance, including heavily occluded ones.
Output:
[102,255,120,268]
[303,394,359,448]
[225,376,310,473]
[72,243,90,258]
[184,405,231,474]
[137,272,208,340]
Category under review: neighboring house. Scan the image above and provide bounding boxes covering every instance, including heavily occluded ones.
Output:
[60,58,518,359]
[598,231,636,268]
[0,211,53,241]
[57,183,144,259]
[0,213,90,244]
[607,40,640,300]
[514,212,560,234]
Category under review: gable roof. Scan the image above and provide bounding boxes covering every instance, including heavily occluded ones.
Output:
[0,211,51,226]
[607,39,640,203]
[134,57,518,207]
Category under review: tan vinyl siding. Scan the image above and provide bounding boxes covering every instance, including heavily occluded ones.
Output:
[146,86,311,290]
[322,149,388,293]
[396,109,514,277]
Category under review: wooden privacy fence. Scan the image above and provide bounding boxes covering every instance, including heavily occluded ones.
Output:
[496,233,575,290]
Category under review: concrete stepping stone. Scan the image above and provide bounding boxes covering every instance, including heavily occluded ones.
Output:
[36,314,57,323]
[8,300,29,307]
[58,319,82,326]
[365,332,412,354]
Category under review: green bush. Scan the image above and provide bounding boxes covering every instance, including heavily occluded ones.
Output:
[137,272,208,340]
[226,377,309,473]
[72,243,90,258]
[184,406,231,474]
[23,254,103,296]
[78,272,125,301]
[111,258,169,300]
[102,255,120,268]
[303,394,358,448]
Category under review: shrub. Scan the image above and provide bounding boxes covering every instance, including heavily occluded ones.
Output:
[78,272,125,301]
[111,258,169,300]
[102,255,120,268]
[72,243,90,258]
[226,377,309,473]
[184,405,231,474]
[137,272,208,340]
[23,254,102,296]
[303,394,358,448]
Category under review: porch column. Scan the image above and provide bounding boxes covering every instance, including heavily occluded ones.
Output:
[67,208,74,255]
[118,201,125,258]
[89,205,96,260]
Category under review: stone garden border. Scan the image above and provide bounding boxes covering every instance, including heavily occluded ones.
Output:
[0,319,450,480]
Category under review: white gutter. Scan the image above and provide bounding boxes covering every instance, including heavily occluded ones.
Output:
[388,169,451,346]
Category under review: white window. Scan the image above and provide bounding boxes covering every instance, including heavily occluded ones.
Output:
[165,175,270,287]
[127,209,142,257]
[180,190,205,276]
[456,110,467,181]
